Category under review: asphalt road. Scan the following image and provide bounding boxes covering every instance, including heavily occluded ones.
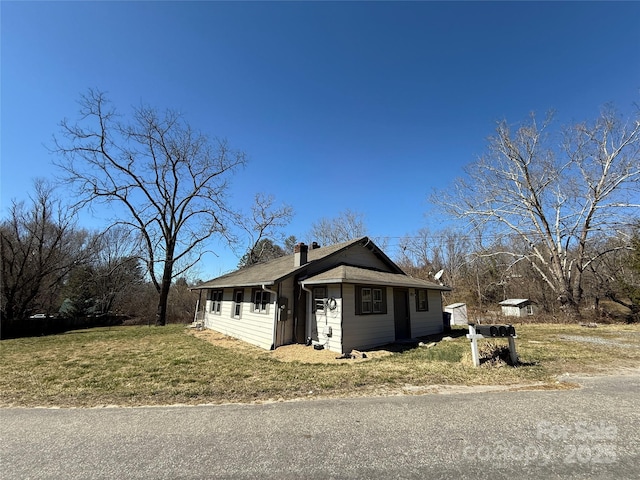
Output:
[1,373,638,479]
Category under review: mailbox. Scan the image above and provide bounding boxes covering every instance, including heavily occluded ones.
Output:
[474,324,516,338]
[467,323,518,367]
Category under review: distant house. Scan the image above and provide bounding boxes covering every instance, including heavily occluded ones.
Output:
[192,237,451,354]
[499,299,536,317]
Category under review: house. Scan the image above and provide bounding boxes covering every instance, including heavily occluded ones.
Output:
[192,237,451,354]
[499,298,536,317]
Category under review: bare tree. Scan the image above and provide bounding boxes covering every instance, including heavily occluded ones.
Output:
[435,229,471,294]
[1,180,90,320]
[91,226,145,314]
[237,239,285,269]
[397,228,470,291]
[586,226,639,321]
[397,228,440,278]
[309,209,368,246]
[167,277,199,324]
[237,193,293,267]
[435,106,640,317]
[54,90,246,325]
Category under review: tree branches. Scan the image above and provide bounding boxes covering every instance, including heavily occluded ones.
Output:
[1,181,91,320]
[434,106,640,316]
[53,90,247,325]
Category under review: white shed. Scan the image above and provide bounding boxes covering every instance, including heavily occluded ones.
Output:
[499,299,536,317]
[445,303,468,325]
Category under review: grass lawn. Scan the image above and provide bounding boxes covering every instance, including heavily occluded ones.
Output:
[1,323,639,407]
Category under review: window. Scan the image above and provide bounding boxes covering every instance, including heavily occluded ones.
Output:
[372,288,383,313]
[356,286,387,315]
[233,289,244,318]
[208,289,223,314]
[526,304,534,316]
[415,289,429,311]
[252,289,271,314]
[362,288,372,313]
[313,286,327,312]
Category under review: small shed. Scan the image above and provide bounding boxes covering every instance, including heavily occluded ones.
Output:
[499,299,536,317]
[444,303,468,325]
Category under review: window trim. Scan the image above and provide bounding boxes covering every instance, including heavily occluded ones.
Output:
[372,288,383,313]
[252,288,271,314]
[313,286,327,313]
[415,289,429,312]
[232,289,244,318]
[209,289,223,315]
[355,285,387,315]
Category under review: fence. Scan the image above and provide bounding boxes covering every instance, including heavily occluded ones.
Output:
[1,315,126,339]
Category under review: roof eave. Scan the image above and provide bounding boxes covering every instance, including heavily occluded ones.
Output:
[191,281,275,291]
[300,277,451,291]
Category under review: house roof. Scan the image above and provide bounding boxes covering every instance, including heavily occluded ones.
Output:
[445,302,467,309]
[193,237,395,289]
[499,298,533,307]
[300,265,451,291]
[192,236,449,291]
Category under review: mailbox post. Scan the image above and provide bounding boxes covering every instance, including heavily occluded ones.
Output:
[466,323,518,367]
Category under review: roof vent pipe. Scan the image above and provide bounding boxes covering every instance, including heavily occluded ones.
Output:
[294,243,308,267]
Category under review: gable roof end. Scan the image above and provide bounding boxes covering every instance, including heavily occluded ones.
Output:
[192,237,377,290]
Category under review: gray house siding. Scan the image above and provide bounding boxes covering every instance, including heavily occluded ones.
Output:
[311,284,343,353]
[203,287,276,350]
[341,284,396,354]
[340,286,444,353]
[328,244,390,271]
[410,289,445,337]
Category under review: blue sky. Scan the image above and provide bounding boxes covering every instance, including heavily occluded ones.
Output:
[2,1,639,278]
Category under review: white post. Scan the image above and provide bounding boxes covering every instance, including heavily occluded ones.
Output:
[467,324,480,367]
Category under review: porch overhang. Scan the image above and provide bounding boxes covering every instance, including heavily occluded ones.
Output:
[299,265,451,291]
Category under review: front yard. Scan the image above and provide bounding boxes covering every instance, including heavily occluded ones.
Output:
[1,323,638,407]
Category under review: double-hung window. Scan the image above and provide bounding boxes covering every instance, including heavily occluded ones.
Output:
[415,289,429,312]
[356,286,387,315]
[372,288,384,313]
[313,286,327,313]
[233,289,244,318]
[252,289,270,314]
[209,289,223,314]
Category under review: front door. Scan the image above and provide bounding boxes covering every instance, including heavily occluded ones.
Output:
[294,285,307,344]
[393,289,411,340]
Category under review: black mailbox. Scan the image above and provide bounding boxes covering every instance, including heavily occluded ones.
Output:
[475,324,516,338]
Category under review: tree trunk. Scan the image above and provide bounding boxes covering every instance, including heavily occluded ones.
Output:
[155,257,174,326]
[156,278,170,326]
[557,288,582,320]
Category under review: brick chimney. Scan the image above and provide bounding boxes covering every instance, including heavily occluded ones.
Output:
[294,242,308,266]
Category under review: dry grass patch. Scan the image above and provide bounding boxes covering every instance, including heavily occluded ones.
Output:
[1,323,638,408]
[187,329,264,355]
[189,328,394,364]
[514,323,640,375]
